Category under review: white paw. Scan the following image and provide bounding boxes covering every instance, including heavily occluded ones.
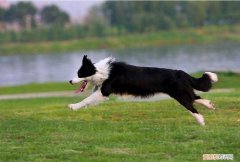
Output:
[195,99,215,110]
[68,104,80,111]
[191,113,205,126]
[196,114,205,126]
[206,100,215,109]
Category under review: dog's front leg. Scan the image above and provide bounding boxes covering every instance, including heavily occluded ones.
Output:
[68,90,107,110]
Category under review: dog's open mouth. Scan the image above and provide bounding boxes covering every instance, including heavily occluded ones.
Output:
[75,80,88,93]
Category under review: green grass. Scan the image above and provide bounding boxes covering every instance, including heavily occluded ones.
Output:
[213,72,240,89]
[1,24,240,54]
[0,82,73,95]
[0,72,239,161]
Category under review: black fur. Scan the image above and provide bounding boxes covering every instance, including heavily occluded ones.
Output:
[100,61,213,114]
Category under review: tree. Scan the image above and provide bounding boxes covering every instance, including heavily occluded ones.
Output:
[4,2,36,29]
[40,5,69,26]
[0,7,6,21]
[185,2,207,26]
[105,1,240,30]
[84,6,108,37]
[157,13,175,30]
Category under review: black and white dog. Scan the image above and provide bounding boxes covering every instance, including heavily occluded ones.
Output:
[69,55,218,126]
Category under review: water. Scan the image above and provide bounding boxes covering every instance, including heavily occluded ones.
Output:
[0,43,239,86]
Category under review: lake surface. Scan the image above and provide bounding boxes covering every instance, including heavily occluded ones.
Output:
[0,43,239,86]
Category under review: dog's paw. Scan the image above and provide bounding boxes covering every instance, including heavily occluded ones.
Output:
[209,101,215,110]
[205,100,216,110]
[68,104,79,111]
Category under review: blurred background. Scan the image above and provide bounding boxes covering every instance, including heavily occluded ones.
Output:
[0,0,240,86]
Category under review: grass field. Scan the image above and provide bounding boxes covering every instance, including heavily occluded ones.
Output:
[0,72,239,161]
[1,25,240,55]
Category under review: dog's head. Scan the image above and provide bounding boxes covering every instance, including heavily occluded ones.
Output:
[69,55,96,86]
[69,55,114,93]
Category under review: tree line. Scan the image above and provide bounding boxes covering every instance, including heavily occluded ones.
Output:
[102,1,240,32]
[0,1,240,43]
[0,2,69,30]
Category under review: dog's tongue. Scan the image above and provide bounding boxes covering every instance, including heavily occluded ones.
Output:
[75,80,88,93]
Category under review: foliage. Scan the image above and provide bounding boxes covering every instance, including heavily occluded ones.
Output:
[1,1,240,43]
[0,7,6,21]
[102,1,240,32]
[0,2,69,29]
[40,5,69,26]
[4,2,36,27]
[84,6,109,37]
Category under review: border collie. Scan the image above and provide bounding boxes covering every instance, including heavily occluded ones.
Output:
[69,55,218,126]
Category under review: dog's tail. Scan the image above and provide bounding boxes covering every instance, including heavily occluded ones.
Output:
[190,72,218,92]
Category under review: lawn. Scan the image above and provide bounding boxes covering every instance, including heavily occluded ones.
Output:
[0,72,239,161]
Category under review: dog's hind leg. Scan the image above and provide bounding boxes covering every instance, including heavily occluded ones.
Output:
[178,97,205,126]
[194,99,215,109]
[169,90,205,126]
[181,100,205,126]
[68,90,107,110]
[193,94,215,109]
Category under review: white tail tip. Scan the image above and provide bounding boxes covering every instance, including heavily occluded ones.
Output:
[205,72,218,83]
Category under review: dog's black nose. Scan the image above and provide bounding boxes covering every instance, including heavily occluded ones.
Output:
[69,80,73,85]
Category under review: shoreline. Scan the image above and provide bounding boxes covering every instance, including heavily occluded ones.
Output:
[0,25,240,55]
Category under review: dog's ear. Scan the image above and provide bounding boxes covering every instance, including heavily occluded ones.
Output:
[82,55,87,62]
[82,55,90,63]
[82,55,94,65]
